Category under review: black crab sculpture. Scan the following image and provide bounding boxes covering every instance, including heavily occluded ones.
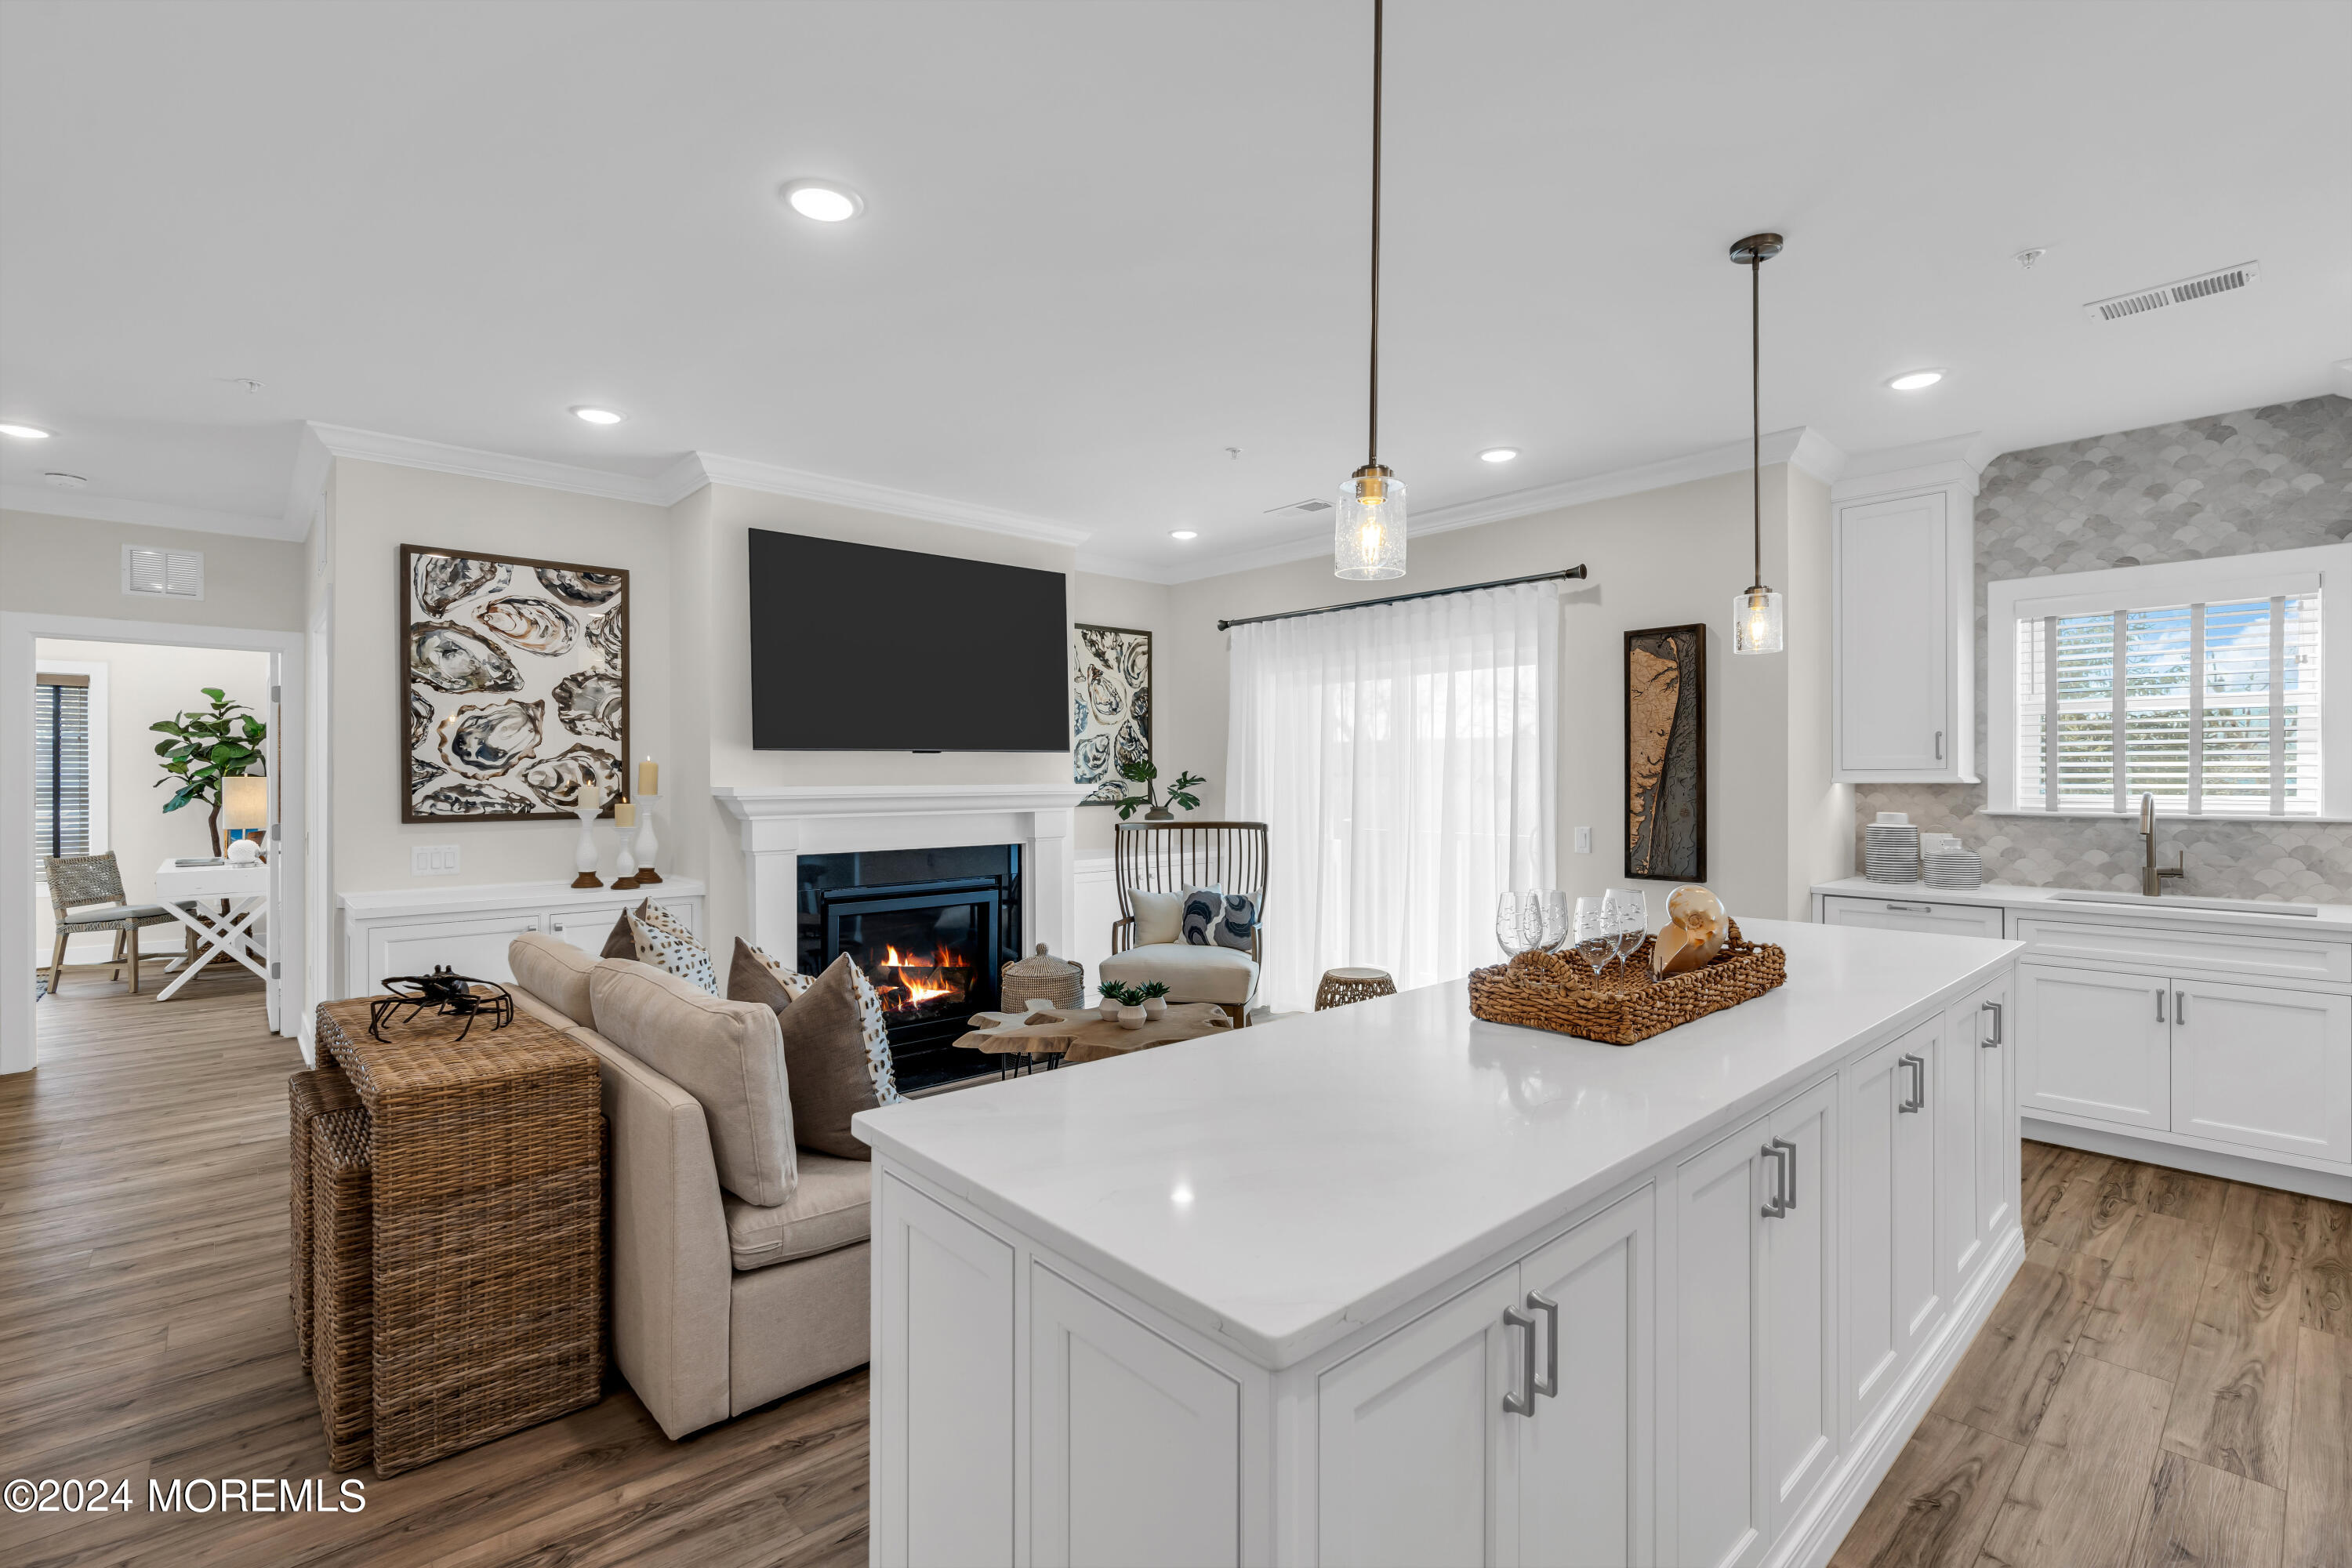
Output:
[368,966,515,1043]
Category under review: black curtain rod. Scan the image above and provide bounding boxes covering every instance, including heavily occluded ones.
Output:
[1217,565,1588,631]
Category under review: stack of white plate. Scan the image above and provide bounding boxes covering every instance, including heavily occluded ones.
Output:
[1925,851,1984,889]
[1864,815,1921,884]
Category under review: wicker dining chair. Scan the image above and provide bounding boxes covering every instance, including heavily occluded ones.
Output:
[1102,821,1269,1025]
[42,852,191,996]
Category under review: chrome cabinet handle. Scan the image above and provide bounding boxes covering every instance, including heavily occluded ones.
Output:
[1935,730,1945,760]
[1761,1138,1797,1218]
[1885,902,1935,914]
[1980,999,2004,1047]
[1502,1305,1537,1415]
[1526,1290,1560,1399]
[1774,1136,1798,1209]
[1900,1054,1926,1112]
[2156,989,2167,1023]
[2176,990,2187,1024]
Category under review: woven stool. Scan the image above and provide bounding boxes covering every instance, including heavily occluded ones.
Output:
[289,1065,361,1370]
[310,1106,375,1472]
[1316,967,1398,1011]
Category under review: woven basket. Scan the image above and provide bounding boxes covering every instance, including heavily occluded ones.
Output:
[1001,942,1083,1011]
[1468,920,1787,1045]
[310,1106,375,1472]
[289,1065,361,1371]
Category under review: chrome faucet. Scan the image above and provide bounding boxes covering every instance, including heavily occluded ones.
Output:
[2140,794,2184,897]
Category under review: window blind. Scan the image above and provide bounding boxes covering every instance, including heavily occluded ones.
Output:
[34,675,93,862]
[2016,593,2320,815]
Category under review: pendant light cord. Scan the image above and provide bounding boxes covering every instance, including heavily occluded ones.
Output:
[1751,252,1761,590]
[1367,0,1383,470]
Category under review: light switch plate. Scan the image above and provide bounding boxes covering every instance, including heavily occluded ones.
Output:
[1574,826,1592,853]
[412,844,459,876]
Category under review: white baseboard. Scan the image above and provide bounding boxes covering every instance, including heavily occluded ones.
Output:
[1769,1224,2027,1568]
[2023,1116,2352,1202]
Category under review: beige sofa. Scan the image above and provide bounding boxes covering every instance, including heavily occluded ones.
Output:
[505,932,869,1440]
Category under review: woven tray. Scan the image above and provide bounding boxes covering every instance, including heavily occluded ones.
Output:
[1467,920,1786,1045]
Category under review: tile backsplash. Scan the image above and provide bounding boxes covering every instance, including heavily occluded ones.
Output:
[1859,395,2352,902]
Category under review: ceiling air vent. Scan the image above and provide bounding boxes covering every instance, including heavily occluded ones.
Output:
[1265,497,1334,517]
[122,544,204,600]
[2083,261,2259,323]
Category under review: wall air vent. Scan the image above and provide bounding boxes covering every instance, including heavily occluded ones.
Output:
[1265,497,1334,517]
[2082,261,2259,323]
[122,544,204,600]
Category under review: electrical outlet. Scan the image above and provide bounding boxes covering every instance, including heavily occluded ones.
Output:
[412,844,459,876]
[1574,826,1592,853]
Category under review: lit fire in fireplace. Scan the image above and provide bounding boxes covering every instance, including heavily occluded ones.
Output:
[873,944,975,1012]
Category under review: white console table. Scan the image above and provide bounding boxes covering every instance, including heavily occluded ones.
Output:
[336,878,706,998]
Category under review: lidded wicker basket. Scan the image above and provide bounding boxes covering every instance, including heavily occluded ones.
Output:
[1467,920,1787,1045]
[1002,942,1084,1011]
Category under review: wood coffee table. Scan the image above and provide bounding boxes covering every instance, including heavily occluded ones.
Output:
[954,1002,1233,1068]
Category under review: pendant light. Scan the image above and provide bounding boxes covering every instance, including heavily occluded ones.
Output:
[1730,232,1784,654]
[1335,0,1405,580]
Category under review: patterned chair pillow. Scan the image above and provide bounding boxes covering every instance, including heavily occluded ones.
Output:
[628,909,718,995]
[1180,884,1225,946]
[1210,892,1260,954]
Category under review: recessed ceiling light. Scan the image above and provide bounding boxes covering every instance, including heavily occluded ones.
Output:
[1886,368,1945,392]
[779,180,864,223]
[1479,447,1519,463]
[0,423,52,439]
[570,405,624,426]
[45,472,87,489]
[1169,530,1198,541]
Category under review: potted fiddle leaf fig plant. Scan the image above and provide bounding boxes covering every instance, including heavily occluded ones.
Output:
[151,687,267,857]
[1112,760,1206,822]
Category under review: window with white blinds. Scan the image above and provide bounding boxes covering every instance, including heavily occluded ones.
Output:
[34,675,93,862]
[2014,592,2321,816]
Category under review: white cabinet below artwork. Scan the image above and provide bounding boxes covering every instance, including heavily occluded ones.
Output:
[336,879,705,997]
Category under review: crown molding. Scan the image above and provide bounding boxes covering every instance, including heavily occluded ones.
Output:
[1830,431,1999,503]
[303,422,677,507]
[0,485,303,543]
[666,452,1092,547]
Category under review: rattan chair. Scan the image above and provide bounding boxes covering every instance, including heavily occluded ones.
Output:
[42,851,191,996]
[1102,821,1268,1026]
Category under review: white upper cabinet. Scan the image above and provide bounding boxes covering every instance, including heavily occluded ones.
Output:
[1832,445,1988,783]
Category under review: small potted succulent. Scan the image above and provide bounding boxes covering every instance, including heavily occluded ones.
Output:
[1136,979,1171,1020]
[1098,982,1134,1022]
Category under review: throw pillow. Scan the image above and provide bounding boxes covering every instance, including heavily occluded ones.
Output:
[1210,891,1260,953]
[1131,888,1185,947]
[735,949,901,1160]
[629,909,718,995]
[728,937,818,1006]
[601,898,650,959]
[1180,884,1226,946]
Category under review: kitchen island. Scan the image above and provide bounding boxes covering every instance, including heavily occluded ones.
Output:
[853,917,2023,1568]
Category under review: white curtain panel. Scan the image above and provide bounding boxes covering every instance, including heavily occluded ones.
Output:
[1229,579,1559,1011]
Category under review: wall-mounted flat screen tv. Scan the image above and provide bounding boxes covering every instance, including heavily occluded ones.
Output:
[748,528,1069,751]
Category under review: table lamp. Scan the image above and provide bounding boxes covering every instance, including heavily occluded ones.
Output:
[223,774,268,864]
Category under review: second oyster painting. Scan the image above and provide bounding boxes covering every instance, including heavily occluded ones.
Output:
[401,545,630,822]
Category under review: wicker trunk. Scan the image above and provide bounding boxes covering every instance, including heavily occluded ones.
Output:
[310,1106,376,1472]
[1467,921,1787,1045]
[289,1064,361,1370]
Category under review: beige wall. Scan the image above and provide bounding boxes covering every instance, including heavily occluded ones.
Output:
[34,637,273,964]
[2,508,307,632]
[1158,465,1850,924]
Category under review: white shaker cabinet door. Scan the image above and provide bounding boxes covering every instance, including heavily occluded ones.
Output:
[1518,1186,1656,1568]
[1973,978,2016,1250]
[1671,1116,1769,1568]
[2017,962,2172,1131]
[1842,1023,1941,1443]
[873,1176,1015,1568]
[1837,489,1953,775]
[367,913,541,990]
[1761,1077,1841,1543]
[2171,978,2352,1163]
[1029,1265,1240,1568]
[1819,895,2005,941]
[1319,1269,1524,1568]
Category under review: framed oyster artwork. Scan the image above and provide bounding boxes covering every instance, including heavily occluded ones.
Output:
[400,545,630,823]
[1072,623,1150,806]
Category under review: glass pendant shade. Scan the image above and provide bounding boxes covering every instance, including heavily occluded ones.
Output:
[1733,586,1784,655]
[1335,466,1406,580]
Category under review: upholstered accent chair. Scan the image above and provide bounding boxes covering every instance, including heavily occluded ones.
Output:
[42,852,191,996]
[1098,821,1268,1026]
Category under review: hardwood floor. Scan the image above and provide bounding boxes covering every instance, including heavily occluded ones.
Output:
[0,973,865,1568]
[8,979,2344,1567]
[1836,1141,2352,1568]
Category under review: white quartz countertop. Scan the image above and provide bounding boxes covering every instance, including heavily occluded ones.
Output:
[1812,876,2352,930]
[852,917,2019,1370]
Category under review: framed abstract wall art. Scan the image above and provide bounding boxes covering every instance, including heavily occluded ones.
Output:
[1072,623,1151,805]
[400,545,630,823]
[1625,622,1704,881]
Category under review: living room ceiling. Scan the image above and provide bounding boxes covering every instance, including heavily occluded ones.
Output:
[2,1,2346,578]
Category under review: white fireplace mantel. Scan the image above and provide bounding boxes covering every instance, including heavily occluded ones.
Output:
[712,783,1093,964]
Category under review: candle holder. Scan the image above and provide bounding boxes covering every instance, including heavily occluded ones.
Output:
[570,805,603,888]
[612,822,642,891]
[634,793,662,884]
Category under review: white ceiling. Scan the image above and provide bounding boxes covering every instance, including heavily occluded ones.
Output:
[2,1,2347,577]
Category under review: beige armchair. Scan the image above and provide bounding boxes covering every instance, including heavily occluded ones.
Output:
[1099,821,1267,1026]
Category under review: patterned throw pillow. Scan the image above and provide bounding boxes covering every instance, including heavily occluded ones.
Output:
[845,960,903,1105]
[1210,892,1260,953]
[1180,884,1225,946]
[739,940,818,1005]
[628,909,718,995]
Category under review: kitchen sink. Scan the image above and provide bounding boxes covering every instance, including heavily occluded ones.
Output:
[2046,890,2320,917]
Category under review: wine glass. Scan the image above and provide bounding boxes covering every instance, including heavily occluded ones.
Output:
[1570,896,1613,977]
[1604,887,1648,970]
[1495,891,1540,959]
[1537,890,1571,954]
